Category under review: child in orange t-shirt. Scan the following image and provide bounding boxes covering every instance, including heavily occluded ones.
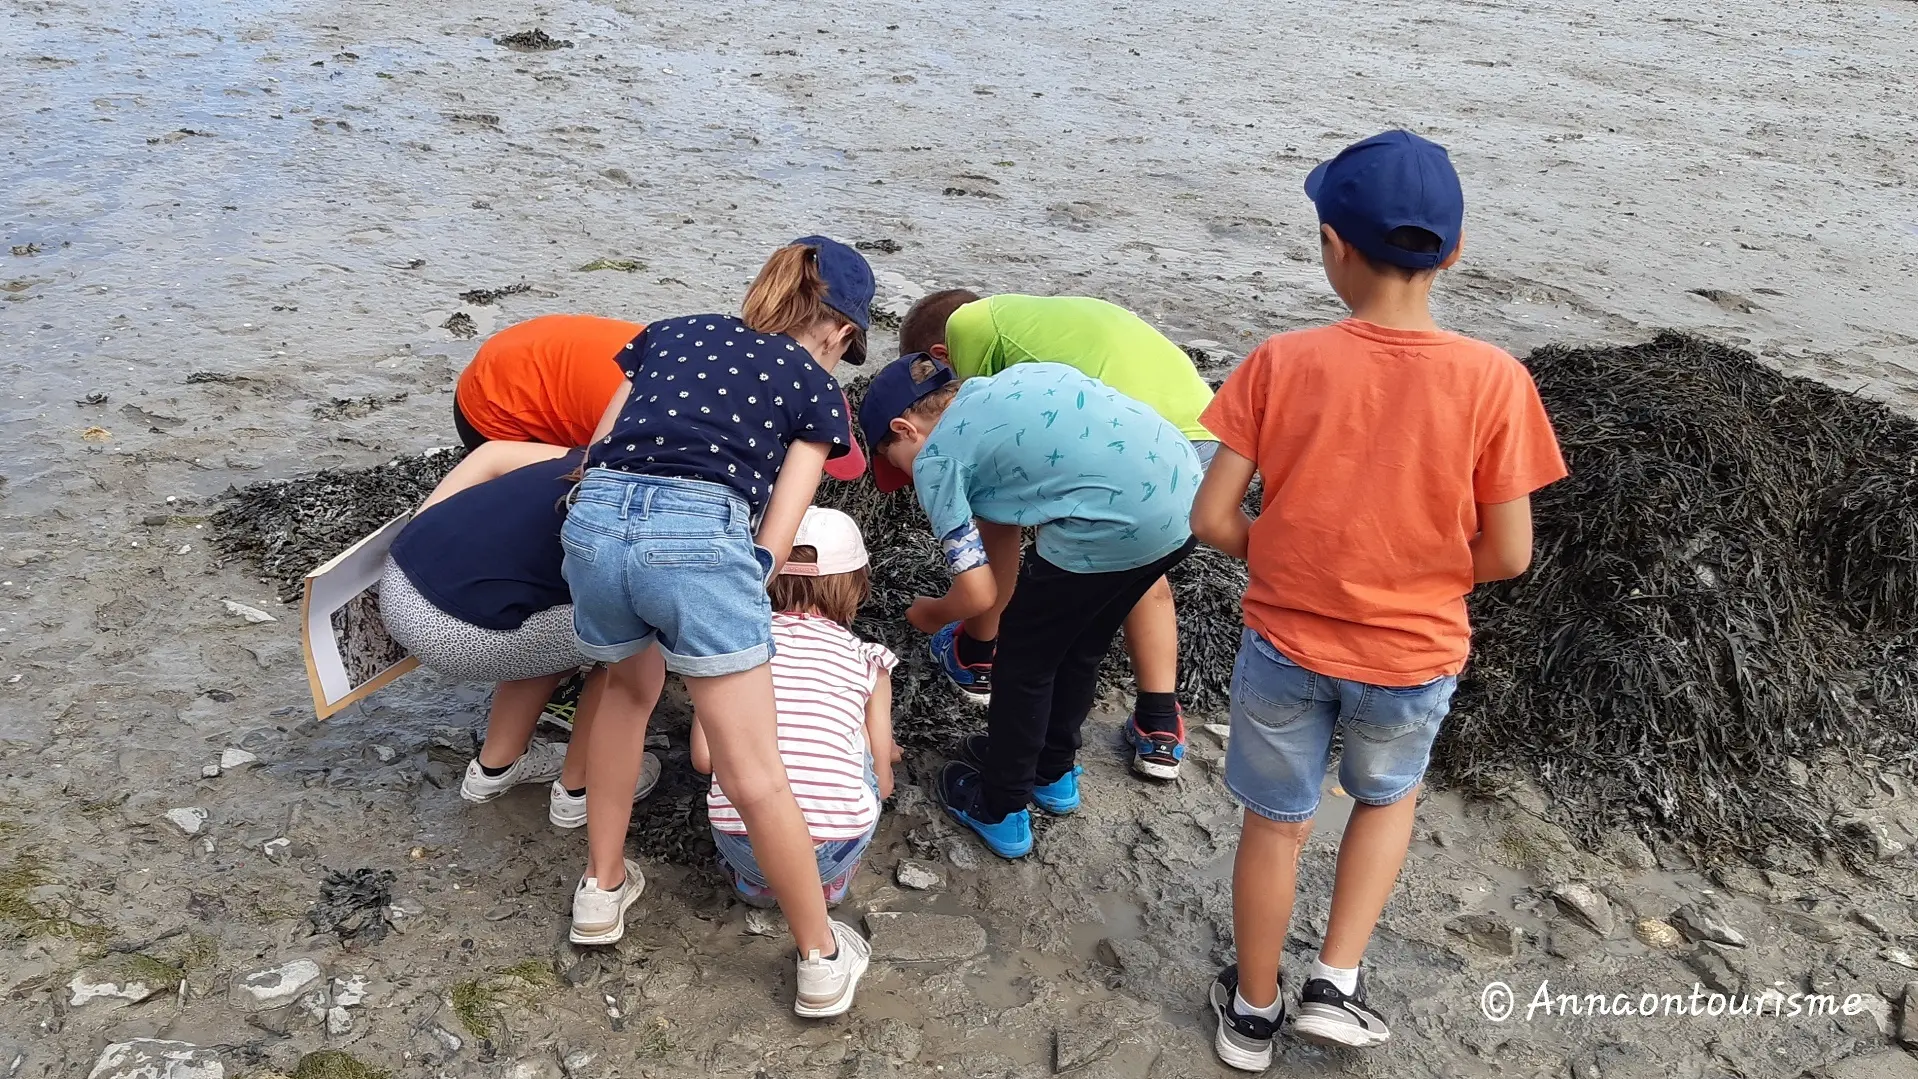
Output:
[454,313,869,479]
[1190,131,1566,1069]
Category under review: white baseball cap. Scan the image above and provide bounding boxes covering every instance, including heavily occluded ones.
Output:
[779,506,869,577]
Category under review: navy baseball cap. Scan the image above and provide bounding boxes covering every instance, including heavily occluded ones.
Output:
[1304,131,1464,271]
[793,234,874,364]
[857,351,955,492]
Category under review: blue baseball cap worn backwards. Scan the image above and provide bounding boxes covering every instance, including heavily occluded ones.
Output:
[858,351,955,492]
[793,234,875,364]
[1304,130,1464,271]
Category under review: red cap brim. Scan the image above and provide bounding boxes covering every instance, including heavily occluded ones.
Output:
[872,454,912,493]
[824,435,866,482]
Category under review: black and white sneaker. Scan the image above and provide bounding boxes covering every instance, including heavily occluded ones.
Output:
[1290,970,1391,1048]
[1210,964,1282,1072]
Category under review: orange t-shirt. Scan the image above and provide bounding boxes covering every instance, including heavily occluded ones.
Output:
[455,314,643,446]
[1201,320,1567,685]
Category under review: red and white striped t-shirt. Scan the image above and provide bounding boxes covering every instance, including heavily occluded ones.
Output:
[708,612,897,842]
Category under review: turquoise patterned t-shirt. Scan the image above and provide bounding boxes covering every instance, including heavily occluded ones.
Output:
[910,362,1199,574]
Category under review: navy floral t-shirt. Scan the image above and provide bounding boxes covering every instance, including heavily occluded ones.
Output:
[589,314,851,514]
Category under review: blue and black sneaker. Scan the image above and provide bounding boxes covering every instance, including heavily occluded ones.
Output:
[1123,704,1186,780]
[938,761,1032,859]
[929,622,992,707]
[954,734,1081,816]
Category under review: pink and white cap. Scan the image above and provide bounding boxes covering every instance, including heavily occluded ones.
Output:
[778,506,869,577]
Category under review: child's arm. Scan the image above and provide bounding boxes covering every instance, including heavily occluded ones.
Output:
[864,669,895,800]
[689,715,712,775]
[907,563,996,633]
[1190,446,1258,560]
[419,441,570,512]
[1471,495,1534,582]
[587,380,633,446]
[756,440,830,571]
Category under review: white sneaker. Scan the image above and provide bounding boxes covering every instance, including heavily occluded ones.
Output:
[794,919,871,1018]
[460,739,567,803]
[548,752,664,830]
[569,857,645,945]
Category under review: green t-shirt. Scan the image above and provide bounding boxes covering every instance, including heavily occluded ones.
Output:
[942,295,1216,441]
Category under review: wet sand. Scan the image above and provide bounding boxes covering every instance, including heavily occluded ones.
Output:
[4,1,1918,1076]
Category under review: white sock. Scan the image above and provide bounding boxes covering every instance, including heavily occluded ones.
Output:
[1310,957,1360,996]
[1233,987,1283,1021]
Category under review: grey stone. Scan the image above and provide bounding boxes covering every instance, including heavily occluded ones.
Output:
[560,1049,602,1079]
[325,1006,352,1036]
[1552,883,1615,937]
[743,908,784,936]
[1886,948,1918,971]
[261,837,291,864]
[1850,909,1891,938]
[1093,936,1156,972]
[230,958,322,1012]
[429,1027,463,1053]
[1545,925,1600,961]
[1833,810,1908,861]
[372,744,397,762]
[1445,913,1523,956]
[68,968,171,1007]
[864,912,986,961]
[894,860,941,890]
[507,1057,564,1079]
[1775,908,1847,943]
[1898,982,1918,1047]
[1597,831,1658,871]
[163,807,208,836]
[1685,942,1745,996]
[222,599,277,624]
[943,839,980,871]
[331,975,369,1008]
[1819,1051,1918,1079]
[1671,902,1747,947]
[86,1040,223,1079]
[219,748,258,770]
[200,765,221,779]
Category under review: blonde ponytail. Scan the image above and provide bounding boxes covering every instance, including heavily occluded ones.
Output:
[741,244,847,339]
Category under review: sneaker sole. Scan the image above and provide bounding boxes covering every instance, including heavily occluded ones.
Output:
[549,804,586,830]
[568,875,646,946]
[1032,799,1078,816]
[1210,982,1276,1072]
[793,948,869,1019]
[461,783,509,804]
[943,805,1031,859]
[1290,1012,1391,1049]
[953,686,992,708]
[1130,755,1182,781]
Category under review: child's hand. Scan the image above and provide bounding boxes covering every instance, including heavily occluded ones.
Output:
[889,743,903,764]
[874,759,895,801]
[906,596,946,635]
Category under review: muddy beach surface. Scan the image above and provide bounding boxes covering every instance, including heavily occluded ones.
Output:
[5,1,1918,1077]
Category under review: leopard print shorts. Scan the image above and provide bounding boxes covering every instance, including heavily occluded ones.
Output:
[379,558,586,683]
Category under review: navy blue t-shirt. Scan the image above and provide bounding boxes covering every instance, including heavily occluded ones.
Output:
[588,314,850,514]
[388,451,580,631]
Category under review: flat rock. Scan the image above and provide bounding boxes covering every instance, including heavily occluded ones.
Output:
[1093,936,1156,972]
[1898,982,1918,1047]
[230,958,322,1012]
[69,969,169,1007]
[331,975,369,1008]
[87,1040,223,1079]
[1818,1050,1918,1079]
[864,912,986,961]
[1596,831,1658,871]
[1445,913,1523,956]
[164,807,208,836]
[1684,942,1744,996]
[222,599,277,624]
[325,1006,352,1036]
[894,860,941,890]
[1671,902,1747,947]
[219,748,259,770]
[1551,883,1615,936]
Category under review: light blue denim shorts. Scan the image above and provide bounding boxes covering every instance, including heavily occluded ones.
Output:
[560,469,775,677]
[1191,438,1221,469]
[1224,628,1456,822]
[711,758,879,889]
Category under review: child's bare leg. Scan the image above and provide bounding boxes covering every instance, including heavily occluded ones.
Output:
[1320,793,1419,967]
[558,667,605,792]
[477,671,567,769]
[1232,812,1313,1009]
[583,649,665,886]
[690,664,833,957]
[1121,577,1179,695]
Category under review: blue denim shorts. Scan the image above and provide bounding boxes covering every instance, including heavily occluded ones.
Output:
[711,760,879,889]
[1224,628,1456,822]
[560,470,776,677]
[1191,439,1221,469]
